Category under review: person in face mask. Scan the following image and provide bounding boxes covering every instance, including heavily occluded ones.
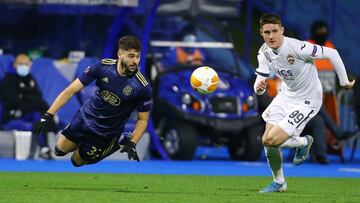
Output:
[310,21,330,46]
[305,21,358,164]
[162,25,205,68]
[0,53,56,160]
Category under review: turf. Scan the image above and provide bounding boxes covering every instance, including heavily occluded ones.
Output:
[0,172,359,203]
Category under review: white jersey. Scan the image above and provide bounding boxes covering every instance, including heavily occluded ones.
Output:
[256,37,323,103]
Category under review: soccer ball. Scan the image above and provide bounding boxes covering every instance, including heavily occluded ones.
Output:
[190,66,219,94]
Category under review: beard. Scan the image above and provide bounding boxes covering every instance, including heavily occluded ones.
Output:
[121,60,138,76]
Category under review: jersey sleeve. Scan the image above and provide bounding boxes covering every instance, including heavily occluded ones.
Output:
[137,85,152,112]
[255,51,270,77]
[78,61,101,86]
[296,39,350,86]
[295,40,324,60]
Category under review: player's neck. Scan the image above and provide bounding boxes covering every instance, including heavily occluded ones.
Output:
[273,36,285,52]
[117,62,126,76]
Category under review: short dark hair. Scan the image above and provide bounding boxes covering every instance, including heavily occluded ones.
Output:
[118,35,142,52]
[259,13,282,27]
[310,20,328,33]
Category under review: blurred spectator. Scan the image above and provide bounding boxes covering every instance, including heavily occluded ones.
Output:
[162,26,205,67]
[302,106,357,164]
[306,21,357,164]
[0,54,56,160]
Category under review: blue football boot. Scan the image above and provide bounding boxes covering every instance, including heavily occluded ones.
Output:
[293,135,313,165]
[259,181,287,193]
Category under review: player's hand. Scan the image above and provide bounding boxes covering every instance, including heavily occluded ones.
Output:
[342,80,355,89]
[32,112,54,136]
[256,80,267,92]
[120,139,140,162]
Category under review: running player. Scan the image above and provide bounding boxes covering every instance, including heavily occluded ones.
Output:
[254,13,355,192]
[33,35,152,166]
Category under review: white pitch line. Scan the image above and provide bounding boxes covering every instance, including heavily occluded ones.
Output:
[339,168,360,173]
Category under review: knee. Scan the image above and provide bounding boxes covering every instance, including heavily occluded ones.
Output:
[54,146,67,157]
[262,135,279,147]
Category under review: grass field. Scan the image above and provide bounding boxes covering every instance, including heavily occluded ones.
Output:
[1,172,359,203]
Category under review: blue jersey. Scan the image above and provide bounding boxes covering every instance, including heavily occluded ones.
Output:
[78,58,152,137]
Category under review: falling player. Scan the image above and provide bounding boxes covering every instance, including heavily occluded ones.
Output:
[33,35,152,166]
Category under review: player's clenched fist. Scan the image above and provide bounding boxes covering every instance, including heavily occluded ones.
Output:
[256,80,267,93]
[342,80,355,89]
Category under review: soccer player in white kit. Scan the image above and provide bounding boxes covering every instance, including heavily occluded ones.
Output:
[254,13,355,193]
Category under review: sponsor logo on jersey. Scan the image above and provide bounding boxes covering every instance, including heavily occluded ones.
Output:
[287,54,294,65]
[100,90,121,106]
[123,85,132,96]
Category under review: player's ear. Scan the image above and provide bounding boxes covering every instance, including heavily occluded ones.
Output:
[117,50,121,58]
[280,26,284,35]
[259,27,263,35]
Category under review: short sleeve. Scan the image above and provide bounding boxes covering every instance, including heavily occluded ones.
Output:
[137,85,152,112]
[78,61,101,86]
[255,51,270,77]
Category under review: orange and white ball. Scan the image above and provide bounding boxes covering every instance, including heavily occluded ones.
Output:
[190,66,219,94]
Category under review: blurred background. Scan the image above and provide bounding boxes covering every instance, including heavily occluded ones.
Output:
[0,0,359,166]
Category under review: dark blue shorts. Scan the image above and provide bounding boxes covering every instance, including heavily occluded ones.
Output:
[62,112,122,163]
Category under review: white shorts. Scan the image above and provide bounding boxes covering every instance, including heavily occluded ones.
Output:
[262,93,322,137]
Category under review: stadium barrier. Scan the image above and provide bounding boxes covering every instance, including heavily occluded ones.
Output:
[337,89,359,159]
[14,131,32,160]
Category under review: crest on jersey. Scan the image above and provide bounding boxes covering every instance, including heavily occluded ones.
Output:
[287,54,294,65]
[123,85,132,96]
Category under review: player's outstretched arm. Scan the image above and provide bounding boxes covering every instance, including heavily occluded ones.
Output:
[131,111,150,144]
[47,78,85,115]
[33,79,84,136]
[321,46,355,89]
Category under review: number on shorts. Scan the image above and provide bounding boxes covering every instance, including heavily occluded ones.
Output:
[86,146,103,159]
[287,110,305,125]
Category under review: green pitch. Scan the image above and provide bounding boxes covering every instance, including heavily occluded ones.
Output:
[1,172,359,203]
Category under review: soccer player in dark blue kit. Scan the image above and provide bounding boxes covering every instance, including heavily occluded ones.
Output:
[33,36,152,166]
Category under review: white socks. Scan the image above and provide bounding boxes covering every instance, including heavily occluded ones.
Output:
[265,147,285,184]
[280,136,308,148]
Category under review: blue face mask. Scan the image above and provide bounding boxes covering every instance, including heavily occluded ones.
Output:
[16,65,30,77]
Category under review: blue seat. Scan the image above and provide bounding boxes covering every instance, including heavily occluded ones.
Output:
[0,54,14,81]
[31,58,81,128]
[74,57,98,105]
[0,55,14,128]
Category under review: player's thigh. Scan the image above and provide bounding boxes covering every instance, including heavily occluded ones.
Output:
[56,134,78,152]
[262,95,287,124]
[78,134,120,163]
[261,95,287,139]
[278,102,321,138]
